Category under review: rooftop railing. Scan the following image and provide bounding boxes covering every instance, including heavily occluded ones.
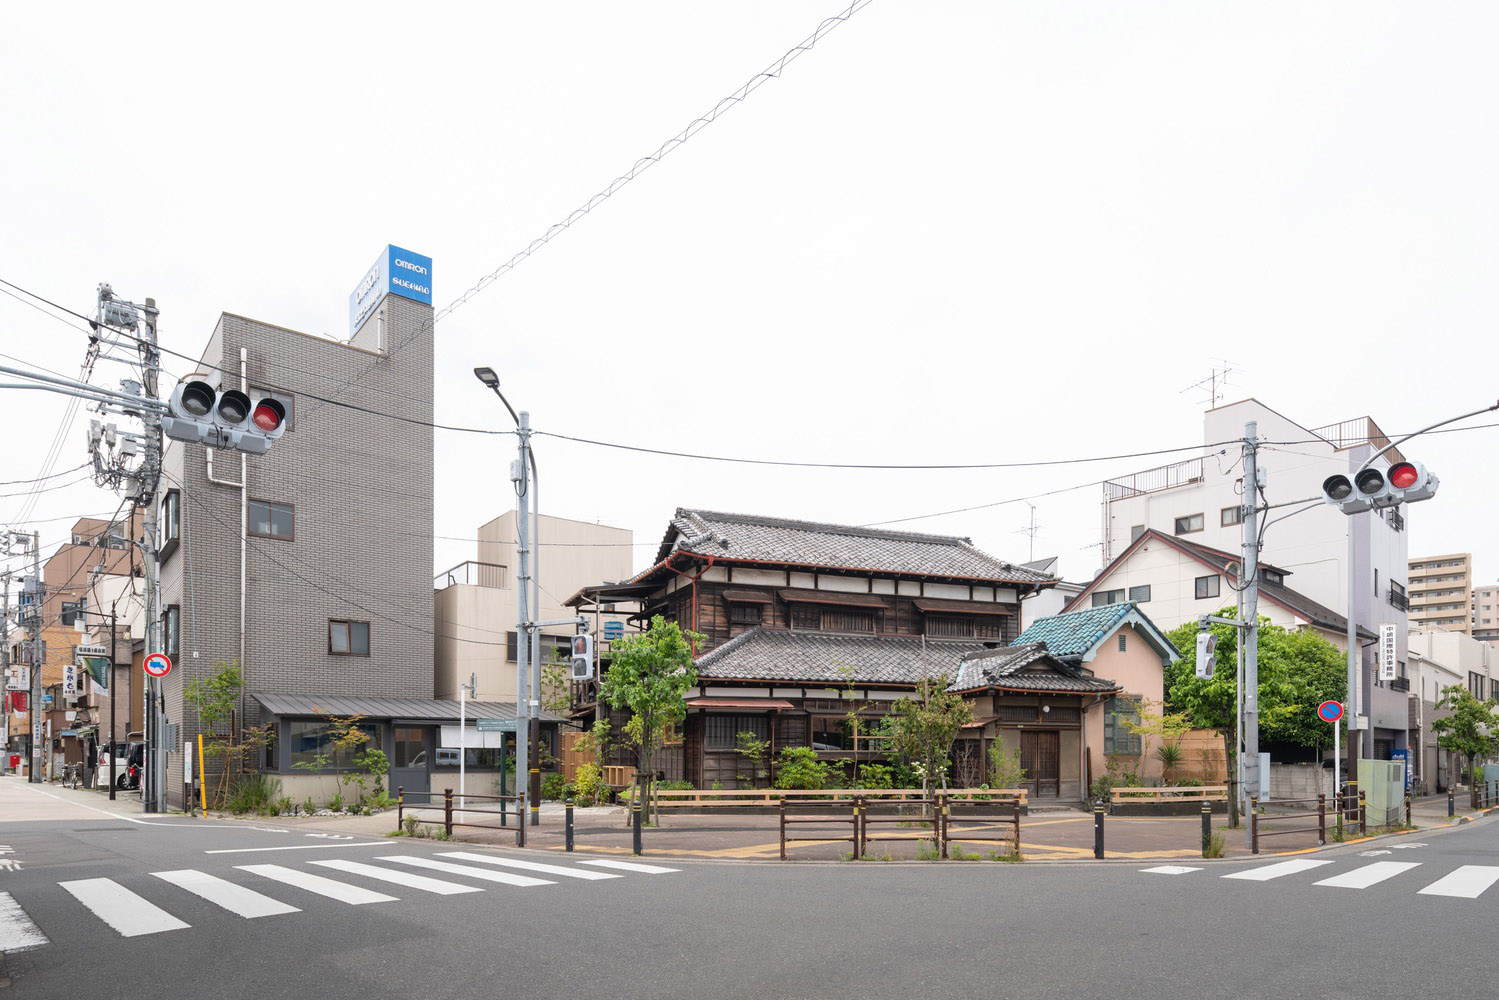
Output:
[434,560,508,590]
[1103,457,1204,500]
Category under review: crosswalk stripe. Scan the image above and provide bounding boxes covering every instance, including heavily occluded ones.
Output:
[309,859,484,895]
[59,878,191,937]
[236,864,397,905]
[0,891,49,952]
[1222,859,1333,881]
[379,855,554,887]
[580,859,680,874]
[1314,861,1421,889]
[152,870,301,918]
[437,852,621,880]
[1418,865,1499,899]
[1140,866,1202,875]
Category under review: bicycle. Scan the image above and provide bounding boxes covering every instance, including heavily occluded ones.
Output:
[61,762,83,789]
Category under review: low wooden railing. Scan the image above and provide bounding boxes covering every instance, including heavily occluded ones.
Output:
[1110,785,1227,804]
[649,787,1028,808]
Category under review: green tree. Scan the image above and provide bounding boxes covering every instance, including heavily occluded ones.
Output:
[1431,685,1499,786]
[598,615,701,823]
[183,661,271,808]
[885,676,973,798]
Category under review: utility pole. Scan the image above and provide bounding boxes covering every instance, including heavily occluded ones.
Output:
[25,533,42,783]
[1240,421,1260,849]
[528,431,542,827]
[513,411,532,821]
[1,573,9,775]
[1345,519,1359,793]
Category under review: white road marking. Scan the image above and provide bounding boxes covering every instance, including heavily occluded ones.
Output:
[59,878,191,937]
[1140,865,1202,875]
[580,859,681,874]
[0,891,49,952]
[236,865,397,905]
[1418,865,1499,899]
[1222,859,1334,881]
[437,852,621,880]
[1314,861,1421,889]
[310,859,484,895]
[204,842,388,854]
[151,870,301,918]
[1357,850,1392,857]
[379,855,553,887]
[1391,843,1427,849]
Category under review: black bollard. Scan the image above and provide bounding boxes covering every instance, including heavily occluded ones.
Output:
[632,794,644,856]
[1201,802,1212,857]
[565,797,575,852]
[1093,804,1104,860]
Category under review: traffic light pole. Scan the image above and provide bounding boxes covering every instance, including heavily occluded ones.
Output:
[514,412,532,824]
[1240,422,1260,851]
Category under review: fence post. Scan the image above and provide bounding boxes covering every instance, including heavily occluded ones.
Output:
[1250,796,1259,854]
[856,796,866,859]
[779,801,787,861]
[939,793,949,859]
[1201,802,1211,857]
[565,797,574,852]
[396,786,404,834]
[1448,787,1455,818]
[1012,798,1021,857]
[517,792,527,848]
[1093,803,1104,860]
[1359,790,1367,835]
[443,788,453,839]
[1404,793,1411,828]
[632,789,643,856]
[1317,793,1326,845]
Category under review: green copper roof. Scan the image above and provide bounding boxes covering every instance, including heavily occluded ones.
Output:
[1014,602,1181,663]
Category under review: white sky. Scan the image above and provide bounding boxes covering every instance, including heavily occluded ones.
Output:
[2,2,1496,590]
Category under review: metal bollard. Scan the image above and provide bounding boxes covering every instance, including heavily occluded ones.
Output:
[517,793,528,848]
[565,797,574,852]
[632,793,644,856]
[1449,787,1455,818]
[396,785,404,833]
[853,796,864,861]
[1318,793,1326,845]
[530,768,541,827]
[1359,790,1367,835]
[1201,802,1212,857]
[1093,804,1104,860]
[1250,796,1259,854]
[444,788,454,838]
[779,800,787,861]
[1405,794,1411,828]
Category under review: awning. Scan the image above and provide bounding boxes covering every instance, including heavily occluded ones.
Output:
[913,598,1015,616]
[960,717,997,729]
[686,697,796,711]
[722,589,776,604]
[253,693,566,723]
[777,589,888,609]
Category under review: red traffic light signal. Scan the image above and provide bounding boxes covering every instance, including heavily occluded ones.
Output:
[253,398,286,432]
[1389,462,1419,489]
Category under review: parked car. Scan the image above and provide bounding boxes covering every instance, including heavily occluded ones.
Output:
[98,742,144,789]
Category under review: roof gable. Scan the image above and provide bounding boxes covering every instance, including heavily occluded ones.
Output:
[949,643,1121,694]
[1015,602,1181,666]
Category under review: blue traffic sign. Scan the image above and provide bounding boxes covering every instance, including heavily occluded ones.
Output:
[1317,700,1343,723]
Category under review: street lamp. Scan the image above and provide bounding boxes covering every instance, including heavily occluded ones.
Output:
[474,365,542,825]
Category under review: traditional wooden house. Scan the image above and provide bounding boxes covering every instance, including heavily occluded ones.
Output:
[567,508,1056,788]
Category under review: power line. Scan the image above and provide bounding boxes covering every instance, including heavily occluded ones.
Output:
[0,462,90,487]
[303,0,877,418]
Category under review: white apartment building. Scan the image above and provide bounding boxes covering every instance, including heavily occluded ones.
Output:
[1099,399,1413,758]
[434,512,636,704]
[1473,584,1499,646]
[1408,629,1497,792]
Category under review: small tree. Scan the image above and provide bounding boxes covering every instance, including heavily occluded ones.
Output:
[988,739,1026,790]
[1123,700,1193,784]
[1432,685,1499,787]
[539,649,574,717]
[183,661,271,808]
[886,676,973,801]
[292,712,374,808]
[735,730,771,787]
[598,615,701,823]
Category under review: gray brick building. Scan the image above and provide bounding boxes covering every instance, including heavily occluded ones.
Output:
[157,280,440,809]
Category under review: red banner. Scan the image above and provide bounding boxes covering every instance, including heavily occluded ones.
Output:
[6,691,26,714]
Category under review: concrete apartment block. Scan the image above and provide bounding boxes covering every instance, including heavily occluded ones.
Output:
[1408,553,1472,635]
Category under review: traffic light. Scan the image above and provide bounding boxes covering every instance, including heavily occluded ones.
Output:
[570,633,594,681]
[161,378,287,455]
[1321,460,1439,514]
[1195,631,1216,679]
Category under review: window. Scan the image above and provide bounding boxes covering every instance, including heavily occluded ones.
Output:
[1261,569,1284,586]
[705,714,769,750]
[729,604,761,625]
[1130,524,1146,543]
[811,717,852,751]
[160,490,181,562]
[248,499,294,540]
[329,619,370,655]
[1195,576,1220,600]
[61,599,85,627]
[1128,585,1151,603]
[1118,633,1128,652]
[1103,697,1141,755]
[1091,589,1125,608]
[1374,569,1379,597]
[1221,505,1244,527]
[927,616,974,638]
[287,720,383,769]
[250,388,294,431]
[820,609,874,633]
[394,727,426,769]
[1174,514,1204,535]
[164,605,180,659]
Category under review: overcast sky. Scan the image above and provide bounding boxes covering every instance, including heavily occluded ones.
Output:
[3,2,1496,593]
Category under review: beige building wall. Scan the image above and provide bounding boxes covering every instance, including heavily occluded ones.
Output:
[1408,553,1472,634]
[1081,622,1169,784]
[1472,584,1499,646]
[435,513,635,704]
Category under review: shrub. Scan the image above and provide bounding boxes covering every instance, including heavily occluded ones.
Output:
[987,743,1026,790]
[914,839,942,861]
[302,796,316,816]
[1204,831,1226,859]
[274,796,294,816]
[857,763,894,789]
[572,762,603,803]
[224,774,281,815]
[658,780,693,791]
[774,747,831,790]
[542,772,568,801]
[328,792,344,813]
[403,813,420,837]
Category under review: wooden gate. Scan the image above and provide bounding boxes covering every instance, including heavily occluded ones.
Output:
[1021,730,1060,798]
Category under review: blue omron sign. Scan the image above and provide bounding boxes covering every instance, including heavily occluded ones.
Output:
[348,244,433,335]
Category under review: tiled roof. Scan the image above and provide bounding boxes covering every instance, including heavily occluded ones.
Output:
[644,508,1056,585]
[253,694,567,723]
[949,643,1121,694]
[693,627,986,685]
[1014,603,1138,657]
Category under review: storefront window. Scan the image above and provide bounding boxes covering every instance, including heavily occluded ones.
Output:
[287,720,383,769]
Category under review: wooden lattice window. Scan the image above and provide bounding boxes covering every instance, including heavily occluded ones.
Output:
[791,606,821,630]
[729,604,761,625]
[994,704,1038,722]
[975,620,1007,641]
[926,616,974,638]
[821,609,874,633]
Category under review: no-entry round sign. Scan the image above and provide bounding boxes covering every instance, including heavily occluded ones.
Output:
[1317,700,1344,723]
[143,652,173,679]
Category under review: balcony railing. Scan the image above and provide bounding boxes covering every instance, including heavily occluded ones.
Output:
[1103,457,1205,501]
[1310,416,1406,464]
[1388,586,1409,612]
[1390,676,1411,693]
[434,560,508,590]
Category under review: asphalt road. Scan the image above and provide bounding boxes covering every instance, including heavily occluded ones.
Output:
[2,777,1494,1000]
